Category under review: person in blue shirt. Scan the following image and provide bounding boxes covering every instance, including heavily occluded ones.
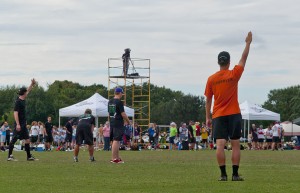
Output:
[148,123,155,147]
[1,122,9,151]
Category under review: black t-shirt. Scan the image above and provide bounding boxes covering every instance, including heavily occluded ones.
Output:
[108,98,125,128]
[77,114,95,129]
[65,121,73,135]
[45,121,53,136]
[155,126,160,139]
[188,125,194,138]
[14,97,26,124]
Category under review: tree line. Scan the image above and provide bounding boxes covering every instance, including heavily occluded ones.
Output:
[0,81,299,127]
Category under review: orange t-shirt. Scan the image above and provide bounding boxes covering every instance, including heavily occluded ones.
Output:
[204,65,244,119]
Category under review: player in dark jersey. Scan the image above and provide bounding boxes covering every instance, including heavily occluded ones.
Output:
[65,118,73,151]
[44,116,53,151]
[8,78,38,161]
[108,87,131,164]
[73,109,95,162]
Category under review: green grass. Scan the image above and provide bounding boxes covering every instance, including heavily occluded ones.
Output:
[0,149,299,193]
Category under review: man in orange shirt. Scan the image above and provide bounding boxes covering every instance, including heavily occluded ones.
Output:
[205,32,252,181]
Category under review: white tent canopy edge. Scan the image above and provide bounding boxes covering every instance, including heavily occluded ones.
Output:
[58,93,134,127]
[239,100,280,139]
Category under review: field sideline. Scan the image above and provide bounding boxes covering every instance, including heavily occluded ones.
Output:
[0,150,299,193]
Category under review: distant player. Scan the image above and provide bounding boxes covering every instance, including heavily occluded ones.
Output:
[108,87,131,163]
[271,121,282,151]
[74,108,95,162]
[65,118,73,151]
[8,78,38,161]
[44,116,53,151]
[205,32,252,181]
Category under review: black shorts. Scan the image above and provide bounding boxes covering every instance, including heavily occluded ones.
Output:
[189,137,195,143]
[39,134,44,142]
[45,135,53,143]
[76,126,93,145]
[272,136,280,143]
[212,113,242,140]
[266,139,272,143]
[13,123,29,140]
[30,135,38,143]
[202,139,208,143]
[258,138,264,143]
[110,126,125,141]
[65,134,72,143]
[149,136,155,143]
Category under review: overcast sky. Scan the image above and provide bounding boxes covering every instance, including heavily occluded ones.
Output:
[0,0,299,105]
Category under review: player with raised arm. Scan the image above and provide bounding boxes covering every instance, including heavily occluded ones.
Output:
[204,32,252,181]
[8,79,38,161]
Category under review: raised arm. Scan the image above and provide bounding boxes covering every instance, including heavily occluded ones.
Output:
[25,78,37,97]
[238,31,252,68]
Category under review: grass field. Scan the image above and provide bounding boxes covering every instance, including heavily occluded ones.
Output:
[0,149,299,193]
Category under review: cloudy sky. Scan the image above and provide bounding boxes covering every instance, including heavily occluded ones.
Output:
[0,0,299,105]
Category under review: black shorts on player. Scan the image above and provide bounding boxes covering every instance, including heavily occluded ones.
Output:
[30,135,38,143]
[45,135,53,143]
[65,134,72,143]
[258,139,264,143]
[110,126,125,141]
[12,123,29,141]
[272,136,280,143]
[76,126,93,145]
[212,113,242,140]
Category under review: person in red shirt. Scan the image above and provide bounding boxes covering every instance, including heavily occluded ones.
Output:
[205,32,252,181]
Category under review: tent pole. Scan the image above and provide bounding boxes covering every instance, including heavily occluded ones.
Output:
[248,119,250,135]
[59,116,61,128]
[243,119,246,142]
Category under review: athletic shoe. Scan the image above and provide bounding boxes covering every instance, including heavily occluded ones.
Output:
[118,159,124,163]
[218,175,228,181]
[74,157,78,162]
[232,175,244,181]
[90,157,95,162]
[111,159,125,164]
[27,154,39,161]
[7,155,17,161]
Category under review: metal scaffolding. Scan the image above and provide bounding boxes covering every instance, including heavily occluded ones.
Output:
[108,57,151,129]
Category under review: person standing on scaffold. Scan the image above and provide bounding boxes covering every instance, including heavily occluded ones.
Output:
[122,48,131,76]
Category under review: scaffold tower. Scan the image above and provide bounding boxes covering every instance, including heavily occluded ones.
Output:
[108,57,150,129]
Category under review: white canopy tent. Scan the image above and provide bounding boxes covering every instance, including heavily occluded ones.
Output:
[59,93,134,127]
[239,101,280,139]
[281,121,300,136]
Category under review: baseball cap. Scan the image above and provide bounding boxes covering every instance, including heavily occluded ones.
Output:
[218,51,230,65]
[115,87,124,93]
[18,87,27,95]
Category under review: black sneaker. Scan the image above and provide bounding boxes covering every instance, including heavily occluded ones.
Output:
[90,157,95,162]
[232,175,244,181]
[218,175,228,181]
[7,155,17,161]
[27,154,39,161]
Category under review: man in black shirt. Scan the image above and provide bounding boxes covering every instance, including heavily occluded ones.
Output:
[108,87,130,163]
[44,116,53,151]
[188,121,195,150]
[8,78,38,161]
[65,118,73,151]
[74,109,95,162]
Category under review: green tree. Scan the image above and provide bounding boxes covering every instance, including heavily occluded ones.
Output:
[263,85,300,121]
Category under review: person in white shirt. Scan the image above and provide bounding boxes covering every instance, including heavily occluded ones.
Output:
[265,124,273,150]
[93,126,99,149]
[271,121,282,151]
[30,121,39,147]
[38,121,45,144]
[257,125,265,150]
